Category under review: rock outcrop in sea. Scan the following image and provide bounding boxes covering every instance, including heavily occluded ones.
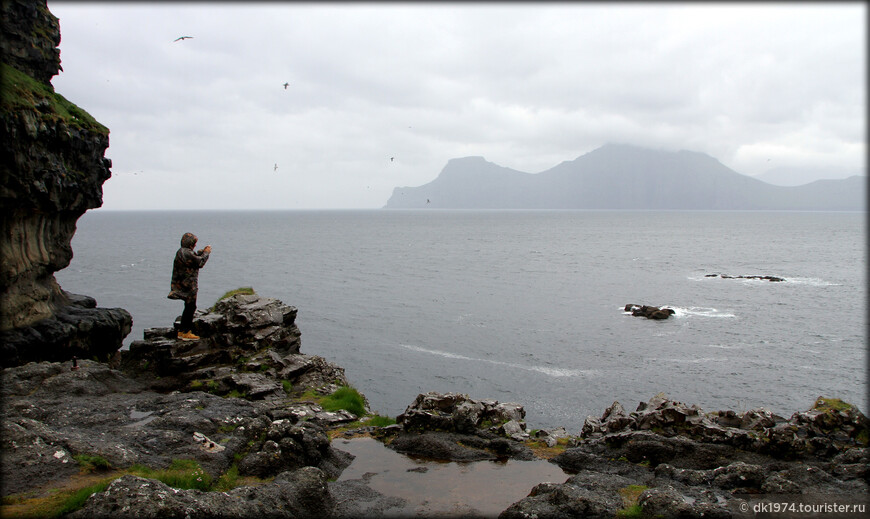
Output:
[0,0,131,367]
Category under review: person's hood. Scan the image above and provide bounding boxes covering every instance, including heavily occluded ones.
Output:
[180,232,197,249]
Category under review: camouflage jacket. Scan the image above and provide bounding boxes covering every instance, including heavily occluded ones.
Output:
[168,233,210,302]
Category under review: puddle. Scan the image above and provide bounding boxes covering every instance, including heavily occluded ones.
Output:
[335,437,568,516]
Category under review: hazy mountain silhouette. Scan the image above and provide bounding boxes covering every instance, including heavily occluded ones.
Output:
[751,165,864,187]
[384,144,865,210]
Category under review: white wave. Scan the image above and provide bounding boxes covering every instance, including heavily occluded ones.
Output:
[671,306,736,318]
[397,343,592,378]
[649,356,725,364]
[704,343,745,350]
[785,277,841,286]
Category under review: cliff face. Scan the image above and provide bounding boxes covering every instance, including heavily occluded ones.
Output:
[0,0,131,365]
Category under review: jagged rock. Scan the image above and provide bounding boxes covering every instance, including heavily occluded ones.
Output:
[397,391,526,434]
[0,358,353,496]
[0,291,132,368]
[118,294,349,403]
[705,274,786,282]
[500,470,637,519]
[1,0,122,369]
[624,304,675,319]
[387,393,536,462]
[195,294,301,354]
[67,467,333,519]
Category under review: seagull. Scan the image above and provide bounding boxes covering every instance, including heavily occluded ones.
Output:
[173,36,193,42]
[390,157,394,162]
[283,82,289,89]
[274,163,278,171]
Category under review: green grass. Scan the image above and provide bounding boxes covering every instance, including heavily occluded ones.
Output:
[367,414,396,427]
[813,397,855,413]
[616,504,643,518]
[73,454,111,473]
[213,464,240,492]
[212,287,256,309]
[8,458,252,518]
[129,459,212,491]
[321,386,367,417]
[53,481,113,518]
[0,63,108,136]
[282,379,293,394]
[616,485,648,518]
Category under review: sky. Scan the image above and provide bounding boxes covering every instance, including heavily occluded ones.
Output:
[46,2,866,210]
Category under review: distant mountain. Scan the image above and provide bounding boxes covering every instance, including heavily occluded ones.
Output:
[384,144,865,210]
[751,166,865,187]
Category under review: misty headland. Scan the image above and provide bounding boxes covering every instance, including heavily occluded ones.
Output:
[385,143,865,211]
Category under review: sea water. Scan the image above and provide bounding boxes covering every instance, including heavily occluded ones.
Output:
[57,210,867,431]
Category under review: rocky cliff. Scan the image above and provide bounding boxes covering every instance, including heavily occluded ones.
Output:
[0,0,131,366]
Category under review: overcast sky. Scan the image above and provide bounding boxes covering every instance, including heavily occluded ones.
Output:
[47,2,865,210]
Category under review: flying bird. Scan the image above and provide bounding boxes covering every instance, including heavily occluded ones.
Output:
[274,163,278,171]
[390,157,394,162]
[173,36,193,42]
[283,82,289,89]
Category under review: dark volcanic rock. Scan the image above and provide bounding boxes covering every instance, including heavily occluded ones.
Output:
[624,304,675,320]
[0,292,131,368]
[0,358,353,498]
[398,391,527,437]
[67,467,333,519]
[705,273,786,282]
[386,392,537,462]
[1,0,129,367]
[503,394,869,519]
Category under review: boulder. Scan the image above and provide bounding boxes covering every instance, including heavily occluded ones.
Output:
[67,467,333,519]
[624,304,675,320]
[0,293,132,368]
[397,391,526,434]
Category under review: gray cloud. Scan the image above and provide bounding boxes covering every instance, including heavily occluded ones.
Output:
[47,2,865,210]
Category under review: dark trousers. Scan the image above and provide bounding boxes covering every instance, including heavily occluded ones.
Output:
[180,299,196,332]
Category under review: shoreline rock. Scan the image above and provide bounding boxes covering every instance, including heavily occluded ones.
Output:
[705,274,786,282]
[624,304,676,319]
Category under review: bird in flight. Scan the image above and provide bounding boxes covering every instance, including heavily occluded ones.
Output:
[390,157,394,162]
[274,164,278,171]
[283,82,289,89]
[173,36,193,42]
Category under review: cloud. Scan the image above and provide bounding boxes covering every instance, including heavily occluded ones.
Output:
[47,2,866,209]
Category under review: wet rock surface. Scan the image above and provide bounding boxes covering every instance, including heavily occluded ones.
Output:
[66,468,334,519]
[705,273,786,282]
[503,394,869,518]
[624,304,676,319]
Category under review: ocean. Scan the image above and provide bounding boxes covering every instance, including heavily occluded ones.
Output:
[56,210,867,431]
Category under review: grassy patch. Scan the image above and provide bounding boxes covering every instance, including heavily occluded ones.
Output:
[213,464,240,492]
[2,458,261,518]
[525,437,571,459]
[53,480,113,518]
[0,63,108,135]
[813,397,855,413]
[211,287,255,309]
[617,485,648,518]
[367,414,396,427]
[281,379,293,394]
[129,459,212,491]
[321,386,366,417]
[73,454,111,473]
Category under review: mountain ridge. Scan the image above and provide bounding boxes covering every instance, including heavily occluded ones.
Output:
[384,144,865,210]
